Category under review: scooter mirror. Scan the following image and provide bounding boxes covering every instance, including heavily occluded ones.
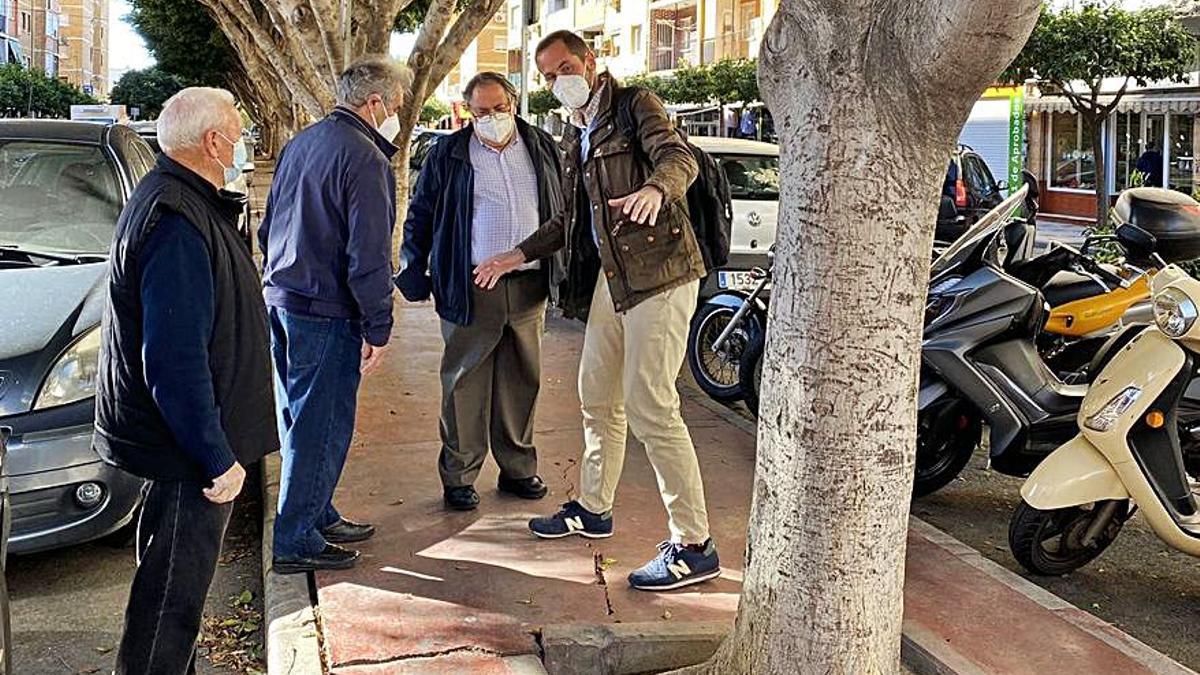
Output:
[1116,223,1157,260]
[1021,170,1040,201]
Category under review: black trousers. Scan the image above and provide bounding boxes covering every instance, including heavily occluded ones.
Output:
[115,480,233,675]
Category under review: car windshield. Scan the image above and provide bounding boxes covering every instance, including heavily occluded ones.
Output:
[0,141,121,254]
[718,154,778,201]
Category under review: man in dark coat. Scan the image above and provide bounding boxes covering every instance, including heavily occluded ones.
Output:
[397,72,564,511]
[94,86,279,674]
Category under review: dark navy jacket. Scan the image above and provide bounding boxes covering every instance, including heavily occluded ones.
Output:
[259,107,397,346]
[396,118,564,326]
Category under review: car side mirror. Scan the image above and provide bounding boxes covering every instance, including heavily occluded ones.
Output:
[996,180,1008,192]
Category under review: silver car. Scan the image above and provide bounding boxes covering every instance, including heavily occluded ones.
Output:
[0,121,152,554]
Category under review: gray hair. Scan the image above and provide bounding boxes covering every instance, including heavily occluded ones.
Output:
[338,56,413,108]
[157,87,238,154]
[463,72,518,106]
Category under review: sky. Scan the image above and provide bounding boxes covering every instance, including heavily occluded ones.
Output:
[107,3,419,86]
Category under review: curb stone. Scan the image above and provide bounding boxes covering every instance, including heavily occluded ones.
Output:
[261,453,325,675]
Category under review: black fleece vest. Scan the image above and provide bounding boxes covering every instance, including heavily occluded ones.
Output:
[93,156,279,481]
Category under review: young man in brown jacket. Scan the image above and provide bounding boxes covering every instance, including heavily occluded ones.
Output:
[475,30,719,591]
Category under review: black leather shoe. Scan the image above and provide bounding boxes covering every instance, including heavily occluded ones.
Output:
[498,475,548,500]
[321,518,376,544]
[444,486,480,511]
[273,544,360,574]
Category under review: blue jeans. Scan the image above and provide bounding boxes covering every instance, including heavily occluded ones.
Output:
[269,307,363,559]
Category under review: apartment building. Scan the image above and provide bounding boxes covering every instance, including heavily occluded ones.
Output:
[504,0,776,94]
[1,0,61,76]
[58,0,107,97]
[433,8,510,110]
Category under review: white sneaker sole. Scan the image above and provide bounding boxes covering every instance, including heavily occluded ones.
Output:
[530,528,614,540]
[630,567,722,591]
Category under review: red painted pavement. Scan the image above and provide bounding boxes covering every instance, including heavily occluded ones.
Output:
[309,301,1180,674]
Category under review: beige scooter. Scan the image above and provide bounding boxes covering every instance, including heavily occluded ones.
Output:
[1009,255,1200,575]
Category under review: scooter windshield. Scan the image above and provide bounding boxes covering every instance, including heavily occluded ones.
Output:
[931,184,1030,278]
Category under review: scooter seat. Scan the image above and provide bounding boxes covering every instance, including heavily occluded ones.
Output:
[1042,267,1118,308]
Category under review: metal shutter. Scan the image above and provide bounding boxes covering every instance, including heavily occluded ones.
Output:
[958,99,1012,191]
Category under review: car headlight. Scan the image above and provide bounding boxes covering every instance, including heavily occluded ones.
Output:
[1154,287,1197,338]
[34,327,101,410]
[1084,386,1142,432]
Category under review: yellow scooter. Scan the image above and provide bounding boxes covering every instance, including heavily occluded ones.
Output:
[1010,241,1200,575]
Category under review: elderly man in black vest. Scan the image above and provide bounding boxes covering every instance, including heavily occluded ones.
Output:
[93,87,278,674]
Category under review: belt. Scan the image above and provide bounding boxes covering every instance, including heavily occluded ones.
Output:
[503,268,543,280]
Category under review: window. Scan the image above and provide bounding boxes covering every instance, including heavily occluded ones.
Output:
[631,25,642,52]
[1114,111,1146,191]
[549,0,566,13]
[1169,113,1197,195]
[1048,112,1095,190]
[510,6,519,26]
[716,154,778,200]
[494,34,506,51]
[963,155,998,199]
[0,141,120,253]
[21,11,28,30]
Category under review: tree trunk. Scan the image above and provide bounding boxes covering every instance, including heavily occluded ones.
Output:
[1091,112,1109,228]
[678,2,1040,672]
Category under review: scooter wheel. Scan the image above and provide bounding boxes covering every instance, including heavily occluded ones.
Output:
[912,400,981,499]
[1008,499,1127,576]
[739,331,764,418]
[687,303,760,403]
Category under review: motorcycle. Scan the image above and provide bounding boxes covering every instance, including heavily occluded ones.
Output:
[686,248,773,402]
[1009,254,1200,576]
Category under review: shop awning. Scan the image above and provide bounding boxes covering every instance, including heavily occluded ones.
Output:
[1026,91,1200,114]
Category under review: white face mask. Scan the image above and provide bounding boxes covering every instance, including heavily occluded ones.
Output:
[474,112,515,145]
[370,101,401,143]
[552,74,592,110]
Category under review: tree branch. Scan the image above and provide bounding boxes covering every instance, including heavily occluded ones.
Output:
[406,0,456,103]
[427,0,508,90]
[1103,77,1131,116]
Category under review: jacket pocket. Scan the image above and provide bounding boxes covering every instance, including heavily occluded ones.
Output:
[611,210,689,292]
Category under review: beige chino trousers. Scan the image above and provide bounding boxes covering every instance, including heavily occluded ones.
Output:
[576,272,711,544]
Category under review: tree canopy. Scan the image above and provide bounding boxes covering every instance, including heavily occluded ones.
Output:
[420,97,450,123]
[627,58,760,106]
[1003,2,1195,224]
[110,67,188,119]
[127,0,239,89]
[0,64,96,118]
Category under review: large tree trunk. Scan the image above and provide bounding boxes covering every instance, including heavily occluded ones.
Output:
[679,2,1040,672]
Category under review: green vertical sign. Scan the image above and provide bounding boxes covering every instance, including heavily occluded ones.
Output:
[1007,90,1026,195]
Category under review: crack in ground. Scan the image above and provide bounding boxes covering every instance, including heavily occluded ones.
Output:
[335,645,524,669]
[593,550,616,616]
[559,457,579,500]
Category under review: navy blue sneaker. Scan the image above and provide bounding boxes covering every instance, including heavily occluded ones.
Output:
[628,539,721,591]
[528,501,613,539]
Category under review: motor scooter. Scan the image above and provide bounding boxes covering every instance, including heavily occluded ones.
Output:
[0,426,11,675]
[1010,253,1200,575]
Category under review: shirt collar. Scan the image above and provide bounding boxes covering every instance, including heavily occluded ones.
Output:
[331,106,400,159]
[569,78,608,130]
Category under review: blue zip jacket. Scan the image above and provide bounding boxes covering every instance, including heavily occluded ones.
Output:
[259,107,398,346]
[396,118,564,326]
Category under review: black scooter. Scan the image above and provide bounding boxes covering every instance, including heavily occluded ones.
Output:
[0,427,10,675]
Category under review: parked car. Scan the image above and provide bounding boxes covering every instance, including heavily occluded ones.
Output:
[689,137,779,298]
[937,144,1005,243]
[0,120,152,554]
[129,120,255,250]
[0,427,10,674]
[408,128,453,195]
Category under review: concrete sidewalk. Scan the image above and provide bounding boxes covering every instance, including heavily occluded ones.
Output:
[267,300,1194,674]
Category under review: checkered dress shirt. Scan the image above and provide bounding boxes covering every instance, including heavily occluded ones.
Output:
[468,132,541,269]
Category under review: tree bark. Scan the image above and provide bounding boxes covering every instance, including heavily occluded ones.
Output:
[678,2,1040,672]
[1090,111,1109,228]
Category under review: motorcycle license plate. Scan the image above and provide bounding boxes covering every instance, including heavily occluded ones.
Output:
[718,271,758,291]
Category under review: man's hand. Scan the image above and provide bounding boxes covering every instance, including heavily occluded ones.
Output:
[473,249,526,290]
[361,343,388,375]
[204,462,246,504]
[608,185,665,227]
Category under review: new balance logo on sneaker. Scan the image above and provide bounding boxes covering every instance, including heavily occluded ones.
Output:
[529,501,614,539]
[629,539,721,591]
[666,559,693,580]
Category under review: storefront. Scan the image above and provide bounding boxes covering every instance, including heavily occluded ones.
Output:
[1026,91,1200,222]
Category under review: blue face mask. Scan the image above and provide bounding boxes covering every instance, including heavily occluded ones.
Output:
[216,132,248,188]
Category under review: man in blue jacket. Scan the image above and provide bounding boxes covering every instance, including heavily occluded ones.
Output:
[396,72,563,511]
[259,56,411,573]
